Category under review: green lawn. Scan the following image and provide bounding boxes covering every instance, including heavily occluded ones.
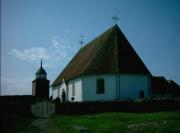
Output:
[48,111,180,133]
[1,115,34,133]
[2,111,180,133]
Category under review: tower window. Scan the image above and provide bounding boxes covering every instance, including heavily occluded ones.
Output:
[96,78,105,94]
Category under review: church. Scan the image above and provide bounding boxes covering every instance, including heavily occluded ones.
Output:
[51,24,152,101]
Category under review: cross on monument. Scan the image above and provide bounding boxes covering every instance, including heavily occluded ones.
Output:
[79,35,84,48]
[112,14,119,24]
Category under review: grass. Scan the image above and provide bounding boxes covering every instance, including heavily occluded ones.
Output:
[48,111,180,133]
[1,114,48,133]
[2,111,180,133]
[1,114,34,133]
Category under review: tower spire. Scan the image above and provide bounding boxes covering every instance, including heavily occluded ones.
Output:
[41,58,42,68]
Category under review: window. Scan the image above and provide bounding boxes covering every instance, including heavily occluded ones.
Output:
[36,74,46,79]
[72,83,75,96]
[96,78,105,94]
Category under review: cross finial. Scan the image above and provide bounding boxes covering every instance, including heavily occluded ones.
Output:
[112,14,119,24]
[79,35,84,48]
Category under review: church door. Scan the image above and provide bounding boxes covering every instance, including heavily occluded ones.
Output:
[139,90,144,99]
[61,89,66,102]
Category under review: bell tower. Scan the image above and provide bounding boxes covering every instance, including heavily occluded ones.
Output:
[32,59,49,99]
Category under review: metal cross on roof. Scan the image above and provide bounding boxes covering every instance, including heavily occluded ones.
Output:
[79,35,84,48]
[112,14,119,24]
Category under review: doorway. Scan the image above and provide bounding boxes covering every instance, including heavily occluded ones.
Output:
[139,90,144,99]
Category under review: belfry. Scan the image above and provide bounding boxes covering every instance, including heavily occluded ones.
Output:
[32,59,49,99]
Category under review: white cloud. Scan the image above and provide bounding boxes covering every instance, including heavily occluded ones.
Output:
[50,36,71,48]
[9,36,74,68]
[5,36,79,95]
[51,36,59,47]
[9,47,49,62]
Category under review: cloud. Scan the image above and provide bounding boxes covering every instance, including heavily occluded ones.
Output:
[5,34,82,95]
[51,36,59,47]
[9,47,49,62]
[6,36,78,95]
[9,36,74,68]
[51,36,71,48]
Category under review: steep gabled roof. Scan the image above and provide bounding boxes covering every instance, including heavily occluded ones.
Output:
[52,24,151,87]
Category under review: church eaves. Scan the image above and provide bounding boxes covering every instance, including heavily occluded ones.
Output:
[51,24,151,87]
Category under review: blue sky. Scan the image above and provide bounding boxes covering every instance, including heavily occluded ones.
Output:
[1,0,180,95]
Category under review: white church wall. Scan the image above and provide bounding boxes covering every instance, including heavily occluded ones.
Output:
[119,74,150,99]
[52,85,60,99]
[82,75,117,101]
[67,78,82,102]
[67,83,73,101]
[52,74,150,101]
[82,74,150,101]
[57,82,68,100]
[74,78,83,101]
[52,82,67,100]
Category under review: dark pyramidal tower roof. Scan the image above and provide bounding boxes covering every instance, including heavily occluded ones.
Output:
[52,24,151,87]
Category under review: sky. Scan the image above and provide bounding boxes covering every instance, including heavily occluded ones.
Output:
[1,0,180,95]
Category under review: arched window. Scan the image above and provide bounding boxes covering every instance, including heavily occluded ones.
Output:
[96,78,105,94]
